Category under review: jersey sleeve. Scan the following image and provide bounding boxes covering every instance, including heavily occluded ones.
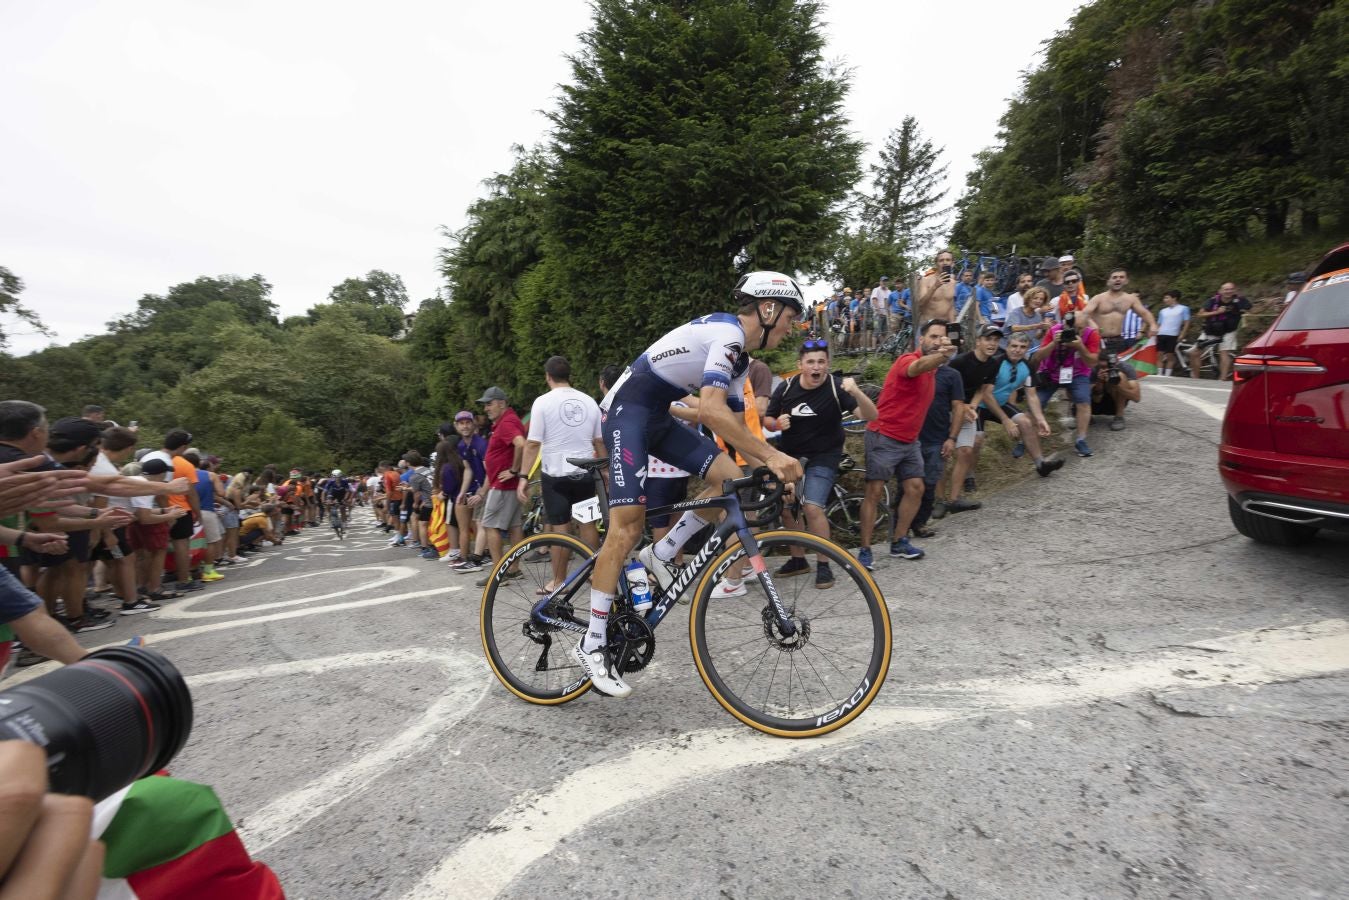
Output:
[700,322,744,392]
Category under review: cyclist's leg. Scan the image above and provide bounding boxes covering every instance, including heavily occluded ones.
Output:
[647,425,740,564]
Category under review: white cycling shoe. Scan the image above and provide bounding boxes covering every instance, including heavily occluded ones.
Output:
[572,640,632,699]
[637,544,681,599]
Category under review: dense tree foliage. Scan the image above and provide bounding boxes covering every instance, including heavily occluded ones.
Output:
[951,0,1346,265]
[0,267,51,350]
[0,271,421,472]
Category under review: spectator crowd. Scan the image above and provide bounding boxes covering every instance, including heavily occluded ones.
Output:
[4,252,1257,677]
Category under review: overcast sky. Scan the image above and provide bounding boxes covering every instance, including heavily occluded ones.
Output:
[3,0,1082,355]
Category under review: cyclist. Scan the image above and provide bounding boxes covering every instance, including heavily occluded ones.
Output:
[324,469,351,534]
[580,271,806,698]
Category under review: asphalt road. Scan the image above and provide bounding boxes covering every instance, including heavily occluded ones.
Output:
[11,378,1348,899]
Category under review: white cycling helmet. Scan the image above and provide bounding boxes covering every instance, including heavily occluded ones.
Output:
[331,469,342,477]
[733,271,805,313]
[734,271,804,348]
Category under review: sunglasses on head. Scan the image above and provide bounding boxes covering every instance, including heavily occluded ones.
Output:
[801,339,829,352]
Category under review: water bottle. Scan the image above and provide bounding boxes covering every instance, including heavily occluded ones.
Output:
[626,559,653,613]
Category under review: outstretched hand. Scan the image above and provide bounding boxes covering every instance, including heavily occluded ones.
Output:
[0,742,104,900]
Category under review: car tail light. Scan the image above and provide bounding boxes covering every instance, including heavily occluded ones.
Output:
[1233,355,1327,382]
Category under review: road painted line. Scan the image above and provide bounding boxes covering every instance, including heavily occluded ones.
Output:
[403,618,1349,900]
[186,648,490,854]
[1155,383,1231,394]
[1,584,472,686]
[1147,382,1227,421]
[158,566,419,619]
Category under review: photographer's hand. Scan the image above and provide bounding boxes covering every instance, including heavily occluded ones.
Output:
[0,742,104,900]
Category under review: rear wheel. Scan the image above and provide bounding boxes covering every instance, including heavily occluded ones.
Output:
[825,489,890,546]
[689,531,891,737]
[480,533,596,704]
[1227,496,1318,546]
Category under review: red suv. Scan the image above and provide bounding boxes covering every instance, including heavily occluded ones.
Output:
[1220,242,1349,545]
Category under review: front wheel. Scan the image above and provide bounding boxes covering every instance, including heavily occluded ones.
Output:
[689,531,891,737]
[480,533,597,704]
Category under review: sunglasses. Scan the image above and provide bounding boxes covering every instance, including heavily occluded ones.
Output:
[801,339,829,352]
[1064,278,1080,283]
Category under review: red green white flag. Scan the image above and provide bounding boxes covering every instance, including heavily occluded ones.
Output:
[93,774,285,899]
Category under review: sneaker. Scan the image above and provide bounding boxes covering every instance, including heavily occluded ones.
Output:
[201,571,224,582]
[571,640,632,698]
[946,498,982,514]
[16,648,48,667]
[1110,416,1126,431]
[814,562,835,589]
[889,538,925,560]
[1011,442,1026,459]
[388,536,405,546]
[638,544,681,599]
[931,501,948,520]
[855,547,874,571]
[710,579,747,598]
[963,476,977,493]
[1036,458,1065,477]
[229,555,247,564]
[120,600,161,615]
[454,555,485,574]
[775,556,810,578]
[85,608,112,621]
[442,551,463,564]
[66,616,115,633]
[910,524,938,539]
[1075,438,1093,457]
[476,569,523,588]
[176,580,205,593]
[419,549,439,560]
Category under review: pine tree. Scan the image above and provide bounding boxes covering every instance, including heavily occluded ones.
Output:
[859,116,950,250]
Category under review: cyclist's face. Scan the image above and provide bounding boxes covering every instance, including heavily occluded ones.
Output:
[761,301,799,347]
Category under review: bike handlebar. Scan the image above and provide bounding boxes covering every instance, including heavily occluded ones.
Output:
[725,467,785,511]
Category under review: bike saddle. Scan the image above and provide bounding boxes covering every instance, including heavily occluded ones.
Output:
[566,456,610,471]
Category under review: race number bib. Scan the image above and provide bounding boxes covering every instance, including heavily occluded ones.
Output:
[572,497,602,524]
[1058,366,1074,385]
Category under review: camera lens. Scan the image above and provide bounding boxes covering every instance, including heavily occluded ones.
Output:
[0,647,192,801]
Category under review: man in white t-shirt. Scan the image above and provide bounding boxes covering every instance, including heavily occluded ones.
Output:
[88,426,162,615]
[1154,290,1191,376]
[517,356,605,590]
[1003,272,1034,318]
[869,276,893,348]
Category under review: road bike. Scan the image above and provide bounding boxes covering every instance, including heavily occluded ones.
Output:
[1172,334,1222,379]
[328,501,349,540]
[479,461,892,737]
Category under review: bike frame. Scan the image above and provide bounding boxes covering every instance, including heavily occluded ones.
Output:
[520,488,798,639]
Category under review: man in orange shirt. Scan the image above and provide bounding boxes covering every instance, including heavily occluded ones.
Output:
[142,429,202,592]
[381,460,406,544]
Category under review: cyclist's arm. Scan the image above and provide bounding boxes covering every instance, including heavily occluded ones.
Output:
[697,385,785,472]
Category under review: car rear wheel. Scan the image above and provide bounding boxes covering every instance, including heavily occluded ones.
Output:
[1227,496,1318,546]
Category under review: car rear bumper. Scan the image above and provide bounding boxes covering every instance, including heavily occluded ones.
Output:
[1220,445,1349,531]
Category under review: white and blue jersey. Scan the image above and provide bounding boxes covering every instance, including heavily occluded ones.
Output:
[601,314,750,506]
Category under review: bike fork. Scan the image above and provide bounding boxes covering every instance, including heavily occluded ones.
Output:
[737,529,798,639]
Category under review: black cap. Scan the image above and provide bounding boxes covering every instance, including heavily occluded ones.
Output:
[49,416,103,446]
[978,324,1005,338]
[141,458,172,476]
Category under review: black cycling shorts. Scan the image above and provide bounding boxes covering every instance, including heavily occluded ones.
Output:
[541,473,598,526]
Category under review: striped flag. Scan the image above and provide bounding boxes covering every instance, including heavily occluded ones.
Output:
[94,775,285,899]
[427,498,451,558]
[1119,336,1159,377]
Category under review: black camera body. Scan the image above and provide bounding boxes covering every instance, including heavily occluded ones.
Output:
[1105,352,1122,384]
[946,322,963,351]
[1059,312,1077,345]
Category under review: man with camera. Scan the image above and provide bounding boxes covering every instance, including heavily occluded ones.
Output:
[1090,353,1142,431]
[1032,310,1102,457]
[1190,282,1250,381]
[916,251,958,328]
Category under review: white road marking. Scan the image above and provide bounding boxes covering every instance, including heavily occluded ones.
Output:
[403,618,1349,900]
[186,648,490,853]
[159,566,419,618]
[1147,381,1227,420]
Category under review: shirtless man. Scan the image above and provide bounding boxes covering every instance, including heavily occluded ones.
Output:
[1083,268,1158,353]
[915,250,957,330]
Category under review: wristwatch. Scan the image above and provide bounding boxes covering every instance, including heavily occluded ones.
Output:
[87,508,98,519]
[509,469,520,477]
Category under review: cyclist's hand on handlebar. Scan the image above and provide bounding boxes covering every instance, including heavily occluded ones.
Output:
[766,451,803,484]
